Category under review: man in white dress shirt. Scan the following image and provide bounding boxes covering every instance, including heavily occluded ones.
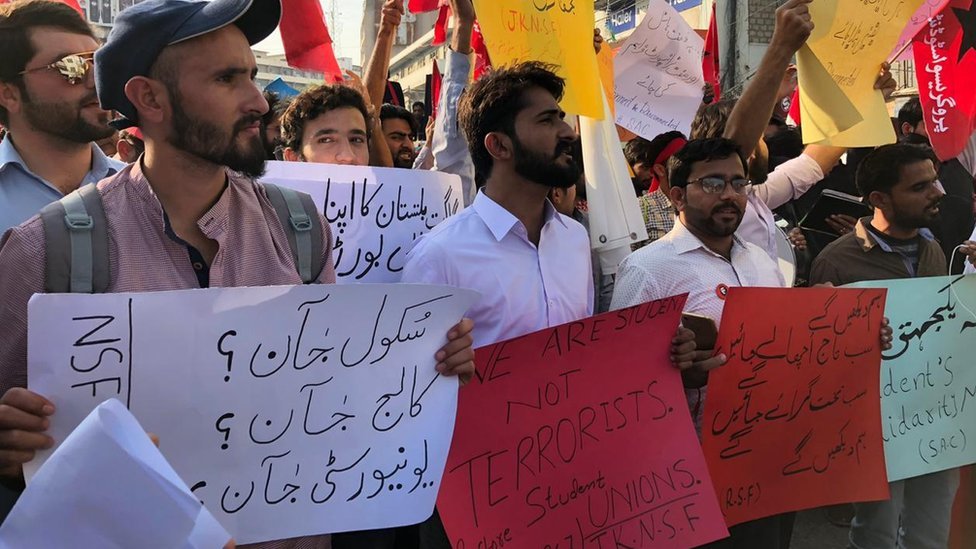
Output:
[611,137,786,548]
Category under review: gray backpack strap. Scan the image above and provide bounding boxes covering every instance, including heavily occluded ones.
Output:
[40,184,110,293]
[263,183,324,284]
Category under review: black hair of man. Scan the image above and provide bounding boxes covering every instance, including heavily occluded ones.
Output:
[897,97,923,133]
[689,98,736,140]
[278,84,371,152]
[624,131,686,168]
[667,137,748,189]
[380,103,418,135]
[855,143,939,198]
[0,0,96,125]
[458,60,565,186]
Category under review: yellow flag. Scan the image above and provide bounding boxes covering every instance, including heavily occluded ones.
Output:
[472,0,602,118]
[798,0,925,147]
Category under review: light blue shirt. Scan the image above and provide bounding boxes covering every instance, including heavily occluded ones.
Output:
[0,136,124,232]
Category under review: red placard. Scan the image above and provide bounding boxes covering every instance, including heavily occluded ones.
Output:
[438,295,730,548]
[702,287,891,526]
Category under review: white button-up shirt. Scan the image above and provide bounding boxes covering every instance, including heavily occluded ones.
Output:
[611,219,784,429]
[402,191,594,348]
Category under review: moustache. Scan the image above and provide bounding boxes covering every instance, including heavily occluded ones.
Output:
[233,115,262,134]
[711,203,742,217]
[555,140,578,158]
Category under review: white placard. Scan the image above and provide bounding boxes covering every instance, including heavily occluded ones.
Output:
[27,284,479,544]
[613,0,705,140]
[262,161,463,283]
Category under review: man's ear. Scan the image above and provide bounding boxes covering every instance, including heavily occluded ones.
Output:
[900,122,914,137]
[867,190,889,210]
[484,132,513,162]
[669,185,687,212]
[0,81,24,120]
[124,76,168,126]
[282,147,302,162]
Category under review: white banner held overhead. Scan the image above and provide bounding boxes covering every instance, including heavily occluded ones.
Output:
[27,284,478,544]
[262,161,463,283]
[613,0,704,140]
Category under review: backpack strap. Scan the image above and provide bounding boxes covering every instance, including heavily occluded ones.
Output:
[40,184,110,293]
[263,183,324,284]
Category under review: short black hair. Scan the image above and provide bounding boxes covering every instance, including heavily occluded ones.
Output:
[279,84,371,152]
[855,143,938,197]
[380,103,418,135]
[667,137,747,188]
[412,101,426,110]
[690,99,736,140]
[458,61,565,186]
[897,97,923,131]
[0,0,96,125]
[624,131,686,167]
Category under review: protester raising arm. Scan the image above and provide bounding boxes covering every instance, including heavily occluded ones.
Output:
[428,0,478,203]
[361,0,403,167]
[722,0,812,157]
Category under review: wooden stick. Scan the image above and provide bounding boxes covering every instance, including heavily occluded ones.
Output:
[888,39,914,65]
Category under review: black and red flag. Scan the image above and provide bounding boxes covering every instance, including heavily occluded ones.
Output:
[913,0,976,160]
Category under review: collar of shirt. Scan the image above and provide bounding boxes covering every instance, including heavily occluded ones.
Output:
[126,160,235,241]
[471,190,568,242]
[854,216,935,253]
[669,217,749,258]
[0,134,123,187]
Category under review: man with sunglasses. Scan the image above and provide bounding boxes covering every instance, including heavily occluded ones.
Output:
[0,0,122,232]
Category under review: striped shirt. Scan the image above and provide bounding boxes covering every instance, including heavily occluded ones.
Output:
[0,160,335,549]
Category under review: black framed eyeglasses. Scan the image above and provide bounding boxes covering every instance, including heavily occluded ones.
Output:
[19,51,95,85]
[689,176,751,194]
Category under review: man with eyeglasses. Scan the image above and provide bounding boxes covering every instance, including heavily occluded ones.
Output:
[0,0,122,232]
[610,137,787,547]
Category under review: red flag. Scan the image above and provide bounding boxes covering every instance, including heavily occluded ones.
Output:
[913,0,976,160]
[471,20,492,81]
[702,2,721,103]
[0,0,82,14]
[788,87,801,126]
[430,59,442,119]
[279,0,343,83]
[431,4,450,46]
[408,0,440,12]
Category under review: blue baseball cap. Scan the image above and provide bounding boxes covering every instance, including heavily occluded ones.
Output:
[95,0,281,128]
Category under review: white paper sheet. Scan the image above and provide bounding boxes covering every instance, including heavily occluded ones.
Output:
[261,161,463,283]
[0,399,230,549]
[26,284,479,544]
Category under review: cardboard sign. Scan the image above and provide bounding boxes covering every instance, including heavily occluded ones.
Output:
[27,284,478,544]
[438,295,731,548]
[262,161,463,283]
[702,287,890,526]
[473,0,603,118]
[848,275,976,481]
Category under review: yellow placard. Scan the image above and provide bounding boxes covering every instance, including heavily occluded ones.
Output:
[597,46,615,118]
[799,0,925,147]
[472,0,602,118]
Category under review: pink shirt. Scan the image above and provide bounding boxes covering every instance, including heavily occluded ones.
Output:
[0,161,334,549]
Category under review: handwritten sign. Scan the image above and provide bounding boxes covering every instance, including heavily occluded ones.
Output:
[613,0,704,141]
[890,0,951,61]
[472,0,602,118]
[261,161,462,283]
[27,284,479,544]
[797,0,924,147]
[847,275,976,481]
[702,287,890,526]
[437,295,730,548]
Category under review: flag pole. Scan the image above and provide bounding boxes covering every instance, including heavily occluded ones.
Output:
[888,40,914,65]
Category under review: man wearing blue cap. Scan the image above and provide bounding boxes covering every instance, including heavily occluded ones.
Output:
[0,0,476,546]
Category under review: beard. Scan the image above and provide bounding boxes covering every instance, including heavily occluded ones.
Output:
[511,136,581,189]
[21,90,114,144]
[893,197,942,229]
[686,199,744,237]
[393,146,417,169]
[167,91,267,178]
